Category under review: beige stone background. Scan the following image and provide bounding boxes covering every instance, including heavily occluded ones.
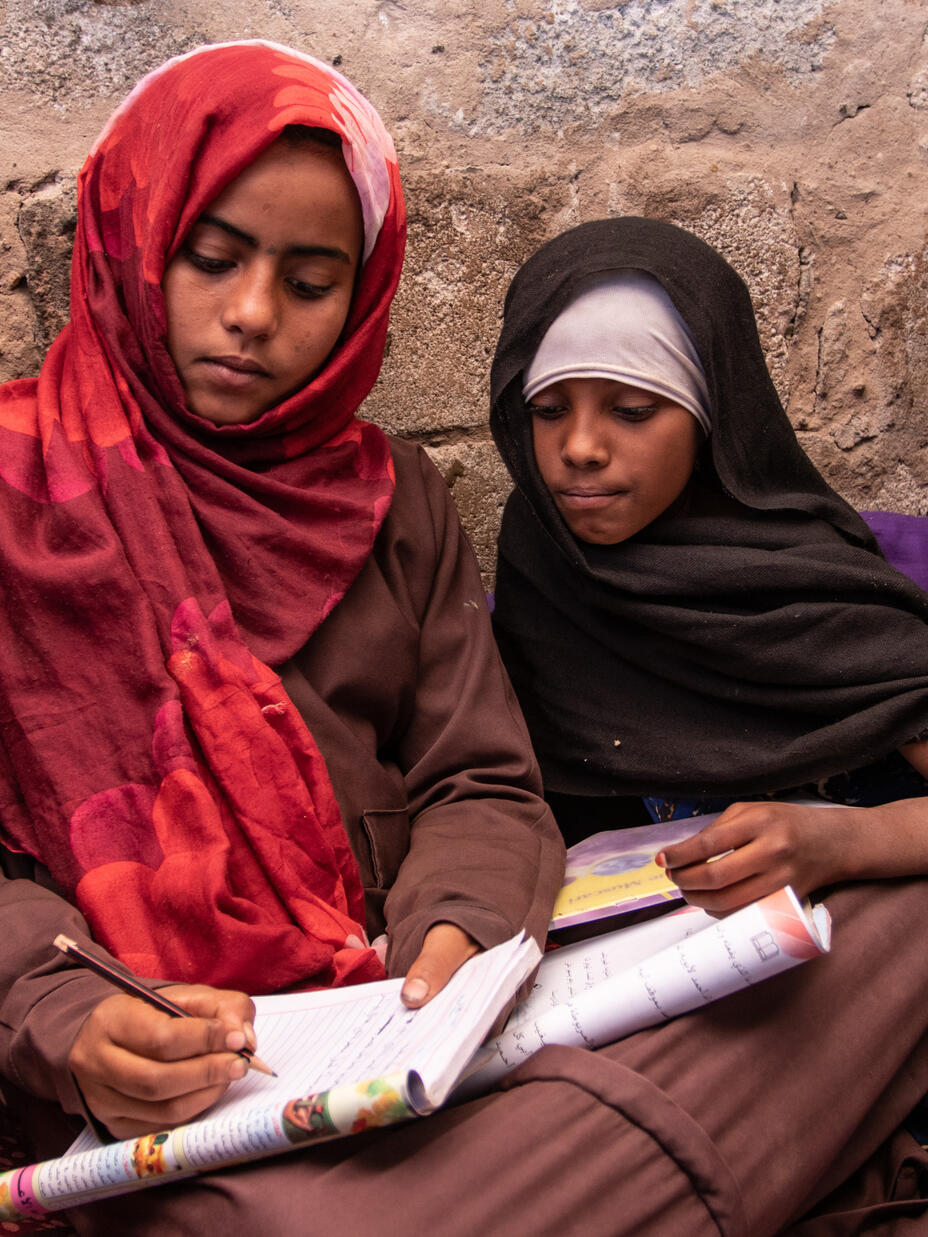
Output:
[1,0,927,580]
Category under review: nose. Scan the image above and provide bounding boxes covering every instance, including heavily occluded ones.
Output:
[561,411,610,468]
[219,265,278,340]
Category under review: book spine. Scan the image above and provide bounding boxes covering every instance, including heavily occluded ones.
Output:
[0,1072,416,1220]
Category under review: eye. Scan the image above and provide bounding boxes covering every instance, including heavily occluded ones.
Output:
[286,277,334,300]
[183,247,234,275]
[614,404,657,422]
[527,401,566,420]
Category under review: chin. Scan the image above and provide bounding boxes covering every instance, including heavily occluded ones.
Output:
[188,398,264,427]
[584,533,626,546]
[567,515,643,546]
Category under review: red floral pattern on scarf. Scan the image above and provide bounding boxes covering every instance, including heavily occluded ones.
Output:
[0,42,406,992]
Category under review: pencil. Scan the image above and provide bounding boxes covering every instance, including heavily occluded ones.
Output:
[53,934,276,1077]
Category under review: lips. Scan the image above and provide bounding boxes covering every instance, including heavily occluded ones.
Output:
[204,356,270,373]
[556,488,627,509]
[199,355,271,385]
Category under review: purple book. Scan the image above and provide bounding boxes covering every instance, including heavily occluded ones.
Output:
[549,814,719,936]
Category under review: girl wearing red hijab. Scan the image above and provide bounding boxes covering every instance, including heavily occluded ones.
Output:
[0,39,563,1198]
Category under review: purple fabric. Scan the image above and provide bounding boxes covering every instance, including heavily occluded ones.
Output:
[861,512,928,594]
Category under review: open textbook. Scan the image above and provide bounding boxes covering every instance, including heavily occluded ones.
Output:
[0,888,830,1221]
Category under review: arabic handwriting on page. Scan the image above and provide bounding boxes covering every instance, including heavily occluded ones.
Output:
[462,888,829,1096]
[508,903,711,1031]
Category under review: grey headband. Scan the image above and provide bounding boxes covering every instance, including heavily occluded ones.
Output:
[522,269,711,434]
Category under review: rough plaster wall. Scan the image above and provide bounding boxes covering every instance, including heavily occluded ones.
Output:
[2,0,927,580]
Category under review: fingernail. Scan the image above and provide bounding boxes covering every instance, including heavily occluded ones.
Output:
[225,1028,246,1052]
[402,977,429,1005]
[655,851,666,868]
[229,1057,248,1080]
[243,1021,257,1052]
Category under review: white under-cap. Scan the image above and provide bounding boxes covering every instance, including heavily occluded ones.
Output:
[522,269,712,434]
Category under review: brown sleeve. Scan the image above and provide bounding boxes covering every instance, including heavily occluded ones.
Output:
[0,874,121,1114]
[383,448,565,977]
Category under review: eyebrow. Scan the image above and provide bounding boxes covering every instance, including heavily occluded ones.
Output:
[197,214,353,265]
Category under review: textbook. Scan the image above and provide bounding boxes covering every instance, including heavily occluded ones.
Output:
[549,815,718,936]
[0,888,830,1221]
[0,933,541,1221]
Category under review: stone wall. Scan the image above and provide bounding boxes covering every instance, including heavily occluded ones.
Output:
[2,0,927,578]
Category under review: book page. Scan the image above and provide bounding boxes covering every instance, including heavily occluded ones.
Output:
[510,902,713,1030]
[70,931,540,1156]
[462,887,830,1094]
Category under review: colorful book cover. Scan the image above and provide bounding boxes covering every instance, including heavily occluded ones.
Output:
[550,814,720,932]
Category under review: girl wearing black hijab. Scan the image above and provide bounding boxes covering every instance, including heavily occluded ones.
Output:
[491,217,928,915]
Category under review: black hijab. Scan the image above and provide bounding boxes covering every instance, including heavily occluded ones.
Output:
[491,217,928,798]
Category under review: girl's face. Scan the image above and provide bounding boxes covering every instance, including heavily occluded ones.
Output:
[162,137,363,425]
[529,376,703,544]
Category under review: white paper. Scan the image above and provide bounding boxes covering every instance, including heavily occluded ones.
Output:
[509,903,713,1031]
[69,930,540,1155]
[462,887,829,1094]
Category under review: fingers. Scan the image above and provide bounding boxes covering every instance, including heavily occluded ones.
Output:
[69,984,257,1137]
[77,1054,247,1139]
[156,985,257,1055]
[655,804,757,872]
[661,838,775,894]
[656,804,793,914]
[401,922,480,1009]
[655,801,850,913]
[669,868,788,915]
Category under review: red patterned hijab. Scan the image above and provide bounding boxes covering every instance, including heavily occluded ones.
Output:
[0,42,406,992]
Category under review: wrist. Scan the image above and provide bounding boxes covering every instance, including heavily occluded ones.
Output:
[822,800,928,885]
[824,806,873,885]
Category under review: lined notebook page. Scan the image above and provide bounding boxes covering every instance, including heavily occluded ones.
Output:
[69,931,539,1154]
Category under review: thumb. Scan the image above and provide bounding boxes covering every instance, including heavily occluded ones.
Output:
[401,923,479,1009]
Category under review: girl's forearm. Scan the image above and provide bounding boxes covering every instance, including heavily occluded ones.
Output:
[837,798,928,884]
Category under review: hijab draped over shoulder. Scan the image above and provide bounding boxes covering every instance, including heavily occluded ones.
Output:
[0,42,405,992]
[491,218,928,800]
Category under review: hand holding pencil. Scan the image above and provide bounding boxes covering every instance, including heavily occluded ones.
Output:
[57,936,271,1140]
